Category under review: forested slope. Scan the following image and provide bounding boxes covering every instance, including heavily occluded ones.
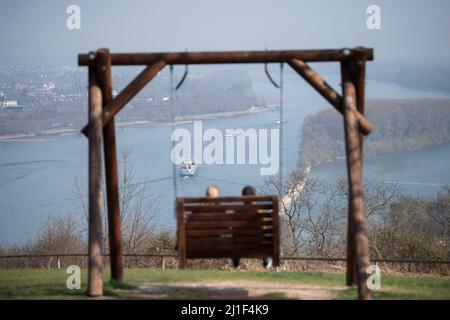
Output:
[300,99,450,165]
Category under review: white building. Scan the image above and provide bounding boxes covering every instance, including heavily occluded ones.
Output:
[1,100,21,109]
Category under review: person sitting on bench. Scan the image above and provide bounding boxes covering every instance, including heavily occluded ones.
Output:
[232,186,273,269]
[206,185,220,198]
[175,185,220,252]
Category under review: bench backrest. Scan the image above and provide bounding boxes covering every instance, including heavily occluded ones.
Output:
[176,195,280,267]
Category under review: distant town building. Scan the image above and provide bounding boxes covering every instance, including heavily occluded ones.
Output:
[43,82,56,91]
[3,100,17,107]
[0,99,21,109]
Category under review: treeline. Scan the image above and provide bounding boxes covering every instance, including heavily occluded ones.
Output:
[264,171,449,273]
[300,99,450,166]
[1,176,448,273]
[0,214,177,269]
[117,69,261,122]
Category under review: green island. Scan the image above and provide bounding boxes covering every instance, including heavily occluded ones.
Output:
[300,99,450,166]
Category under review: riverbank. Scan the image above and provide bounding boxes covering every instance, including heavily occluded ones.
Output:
[307,141,450,170]
[169,106,268,124]
[0,106,270,141]
[0,129,79,141]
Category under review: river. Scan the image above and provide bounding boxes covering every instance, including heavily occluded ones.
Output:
[1,69,449,247]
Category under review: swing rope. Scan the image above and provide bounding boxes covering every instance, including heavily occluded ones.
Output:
[265,62,285,196]
[279,62,284,196]
[169,65,179,201]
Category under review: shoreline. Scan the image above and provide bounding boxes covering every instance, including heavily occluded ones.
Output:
[307,141,450,171]
[0,106,270,141]
[170,106,268,123]
[0,129,79,141]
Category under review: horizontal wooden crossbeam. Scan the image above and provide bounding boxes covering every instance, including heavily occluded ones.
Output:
[79,48,373,66]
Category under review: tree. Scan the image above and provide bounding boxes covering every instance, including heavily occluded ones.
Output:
[118,149,159,256]
[73,149,160,259]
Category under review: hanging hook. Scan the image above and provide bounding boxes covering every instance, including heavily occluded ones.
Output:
[175,64,188,91]
[265,63,280,88]
[263,47,278,88]
[174,49,189,91]
[264,48,280,88]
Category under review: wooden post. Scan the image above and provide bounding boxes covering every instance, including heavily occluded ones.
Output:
[177,200,187,269]
[350,52,367,286]
[88,62,104,297]
[351,49,367,116]
[272,196,280,268]
[351,50,367,160]
[342,61,372,300]
[346,211,357,286]
[342,61,357,287]
[95,49,124,282]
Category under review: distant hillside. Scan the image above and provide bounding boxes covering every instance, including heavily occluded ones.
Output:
[299,99,450,166]
[368,63,450,94]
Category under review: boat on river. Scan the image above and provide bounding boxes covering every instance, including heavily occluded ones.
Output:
[179,160,198,177]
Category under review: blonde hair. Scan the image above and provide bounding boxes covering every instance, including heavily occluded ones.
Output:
[206,185,220,198]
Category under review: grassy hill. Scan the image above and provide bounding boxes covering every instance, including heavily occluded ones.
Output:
[0,268,449,300]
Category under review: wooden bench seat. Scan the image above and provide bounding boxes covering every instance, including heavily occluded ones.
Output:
[176,195,280,268]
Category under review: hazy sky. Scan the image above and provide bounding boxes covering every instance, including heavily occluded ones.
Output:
[1,0,449,66]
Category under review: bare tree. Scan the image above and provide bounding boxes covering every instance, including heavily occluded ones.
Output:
[427,188,450,244]
[73,149,160,257]
[263,170,341,256]
[333,178,400,260]
[26,214,86,268]
[119,149,159,255]
[33,214,84,254]
[263,171,403,258]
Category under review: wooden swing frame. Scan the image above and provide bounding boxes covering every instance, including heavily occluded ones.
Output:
[79,47,374,299]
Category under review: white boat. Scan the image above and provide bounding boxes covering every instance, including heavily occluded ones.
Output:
[272,119,287,126]
[179,160,198,177]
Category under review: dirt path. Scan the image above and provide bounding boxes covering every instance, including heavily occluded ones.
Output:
[123,280,347,300]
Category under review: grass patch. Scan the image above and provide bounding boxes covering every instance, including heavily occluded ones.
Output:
[0,268,448,300]
[167,288,208,299]
[122,268,345,287]
[261,291,286,299]
[336,274,450,300]
[0,269,88,299]
[0,268,134,299]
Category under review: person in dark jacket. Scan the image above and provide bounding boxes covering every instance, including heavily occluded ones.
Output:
[232,186,272,269]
